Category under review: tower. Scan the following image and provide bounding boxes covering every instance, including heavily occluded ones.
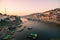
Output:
[4,8,7,16]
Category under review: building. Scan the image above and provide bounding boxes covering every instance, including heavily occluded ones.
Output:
[0,15,8,21]
[9,16,16,21]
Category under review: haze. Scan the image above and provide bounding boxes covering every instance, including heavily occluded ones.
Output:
[0,0,60,16]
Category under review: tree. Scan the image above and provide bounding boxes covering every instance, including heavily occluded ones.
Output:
[3,14,7,16]
[0,13,2,15]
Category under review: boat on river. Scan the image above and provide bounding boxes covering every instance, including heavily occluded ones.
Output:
[17,28,24,32]
[18,25,22,28]
[27,33,38,40]
[27,27,32,30]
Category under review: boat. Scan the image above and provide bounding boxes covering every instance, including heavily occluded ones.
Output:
[8,27,16,30]
[17,28,24,32]
[27,27,32,30]
[27,33,38,40]
[23,26,26,28]
[18,25,22,28]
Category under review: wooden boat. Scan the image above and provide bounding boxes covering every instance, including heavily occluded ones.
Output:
[28,27,32,30]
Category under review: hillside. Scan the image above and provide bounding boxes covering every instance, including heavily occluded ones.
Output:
[23,8,60,24]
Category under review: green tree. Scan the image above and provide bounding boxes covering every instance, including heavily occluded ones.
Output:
[3,14,7,16]
[0,13,2,15]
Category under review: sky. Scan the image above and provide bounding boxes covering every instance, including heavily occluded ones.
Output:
[0,0,60,16]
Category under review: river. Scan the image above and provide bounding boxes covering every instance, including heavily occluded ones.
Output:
[14,18,60,40]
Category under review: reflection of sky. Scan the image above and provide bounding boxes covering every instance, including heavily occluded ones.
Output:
[0,0,60,16]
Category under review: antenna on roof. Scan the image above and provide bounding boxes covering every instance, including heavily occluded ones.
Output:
[5,8,7,14]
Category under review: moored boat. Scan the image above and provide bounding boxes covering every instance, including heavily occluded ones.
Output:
[27,27,32,30]
[27,33,38,40]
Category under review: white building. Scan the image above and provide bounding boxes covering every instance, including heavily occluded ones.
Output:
[0,15,8,21]
[9,17,16,21]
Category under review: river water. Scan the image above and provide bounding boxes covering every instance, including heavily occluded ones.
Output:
[14,18,60,40]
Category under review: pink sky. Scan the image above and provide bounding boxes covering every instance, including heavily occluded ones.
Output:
[0,0,60,16]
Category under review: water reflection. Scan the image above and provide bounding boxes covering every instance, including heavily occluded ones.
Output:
[14,18,60,40]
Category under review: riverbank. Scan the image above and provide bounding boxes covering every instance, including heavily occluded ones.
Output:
[27,18,60,25]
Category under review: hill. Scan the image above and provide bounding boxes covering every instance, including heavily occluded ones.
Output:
[23,8,60,24]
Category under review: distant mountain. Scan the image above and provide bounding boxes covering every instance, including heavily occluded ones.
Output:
[21,13,42,18]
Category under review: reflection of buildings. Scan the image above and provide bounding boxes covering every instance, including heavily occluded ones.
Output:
[21,18,28,23]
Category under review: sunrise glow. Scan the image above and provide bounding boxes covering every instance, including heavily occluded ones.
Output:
[0,0,60,16]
